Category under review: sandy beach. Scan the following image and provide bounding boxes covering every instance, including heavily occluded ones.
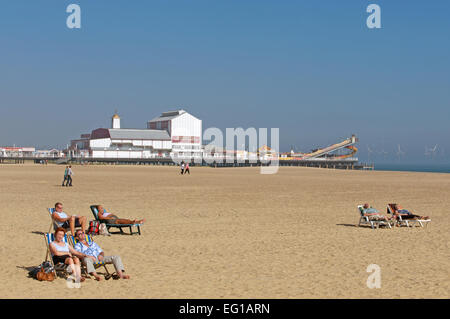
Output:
[0,164,448,298]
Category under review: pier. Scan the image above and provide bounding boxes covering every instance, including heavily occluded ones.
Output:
[0,156,374,170]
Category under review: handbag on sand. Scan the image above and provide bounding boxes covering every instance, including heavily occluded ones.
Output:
[99,223,111,236]
[36,267,55,281]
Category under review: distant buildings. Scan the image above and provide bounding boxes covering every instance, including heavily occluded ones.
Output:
[0,146,35,157]
[69,110,202,159]
[0,147,63,158]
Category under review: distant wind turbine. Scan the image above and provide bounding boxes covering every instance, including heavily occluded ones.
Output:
[367,145,375,162]
[425,144,438,159]
[396,144,405,160]
[379,149,388,159]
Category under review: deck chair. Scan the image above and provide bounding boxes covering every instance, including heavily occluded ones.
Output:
[69,234,113,279]
[90,205,142,235]
[44,232,70,278]
[358,205,392,229]
[387,204,431,228]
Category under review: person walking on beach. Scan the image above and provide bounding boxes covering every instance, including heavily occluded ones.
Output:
[66,165,74,186]
[180,161,185,175]
[184,162,190,175]
[62,166,68,186]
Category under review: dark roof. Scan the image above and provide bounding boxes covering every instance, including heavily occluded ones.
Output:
[108,129,170,140]
[148,110,186,123]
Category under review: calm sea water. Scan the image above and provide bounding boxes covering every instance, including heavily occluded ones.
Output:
[374,163,450,173]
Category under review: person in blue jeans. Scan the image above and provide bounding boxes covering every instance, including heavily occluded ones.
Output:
[362,203,390,221]
[393,204,429,220]
[62,166,68,186]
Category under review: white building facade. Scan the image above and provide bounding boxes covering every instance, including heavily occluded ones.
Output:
[148,110,202,159]
[70,110,202,159]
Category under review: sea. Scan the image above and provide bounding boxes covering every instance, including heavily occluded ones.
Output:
[374,163,450,174]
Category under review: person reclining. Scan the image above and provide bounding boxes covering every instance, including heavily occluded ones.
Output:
[362,203,391,221]
[96,205,145,225]
[52,202,87,235]
[73,229,130,281]
[392,204,429,220]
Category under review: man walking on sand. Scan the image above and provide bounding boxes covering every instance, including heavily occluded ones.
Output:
[62,166,68,186]
[66,165,74,186]
[180,162,185,175]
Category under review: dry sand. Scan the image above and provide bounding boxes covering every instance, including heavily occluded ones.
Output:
[0,164,448,298]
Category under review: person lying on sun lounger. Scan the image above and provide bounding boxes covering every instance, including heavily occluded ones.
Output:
[96,205,145,225]
[392,204,429,220]
[362,203,391,221]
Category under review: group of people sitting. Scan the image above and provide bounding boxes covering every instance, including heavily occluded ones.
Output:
[50,202,145,281]
[52,202,144,236]
[50,227,129,281]
[361,203,430,223]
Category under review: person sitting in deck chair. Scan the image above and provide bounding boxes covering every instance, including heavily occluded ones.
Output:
[73,229,130,280]
[52,202,87,235]
[362,203,391,222]
[97,205,145,225]
[50,227,85,282]
[392,204,429,220]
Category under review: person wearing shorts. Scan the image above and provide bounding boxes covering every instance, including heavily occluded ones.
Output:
[52,202,87,235]
[392,204,429,220]
[362,203,391,222]
[97,205,144,225]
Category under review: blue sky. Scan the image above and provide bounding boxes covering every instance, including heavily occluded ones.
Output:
[0,0,449,163]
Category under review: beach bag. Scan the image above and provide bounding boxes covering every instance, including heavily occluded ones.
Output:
[87,220,100,235]
[99,223,111,236]
[37,267,55,281]
[29,261,55,280]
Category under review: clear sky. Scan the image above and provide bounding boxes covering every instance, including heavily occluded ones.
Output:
[1,0,449,163]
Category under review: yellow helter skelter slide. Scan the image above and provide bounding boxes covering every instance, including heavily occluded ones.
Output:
[280,135,358,160]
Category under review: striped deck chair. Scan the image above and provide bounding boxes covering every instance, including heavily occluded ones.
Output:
[70,234,112,279]
[90,205,142,235]
[44,232,70,278]
[357,205,393,229]
[387,204,431,228]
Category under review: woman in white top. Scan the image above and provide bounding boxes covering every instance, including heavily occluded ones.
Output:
[50,227,85,282]
[97,205,145,225]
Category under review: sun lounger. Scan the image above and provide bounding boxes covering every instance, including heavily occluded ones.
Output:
[44,232,70,278]
[69,234,113,279]
[89,205,142,235]
[387,204,431,228]
[358,205,393,229]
